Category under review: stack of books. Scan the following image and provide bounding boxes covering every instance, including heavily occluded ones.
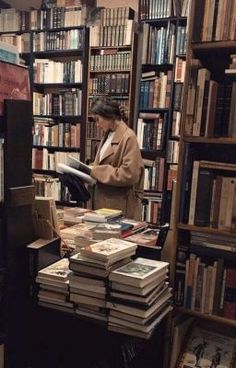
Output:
[68,238,137,323]
[83,208,123,223]
[36,258,73,313]
[107,258,173,339]
[60,222,97,250]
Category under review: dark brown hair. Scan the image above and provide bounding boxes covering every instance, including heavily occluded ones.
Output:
[91,98,128,123]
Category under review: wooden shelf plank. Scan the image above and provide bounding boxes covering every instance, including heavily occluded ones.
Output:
[177,223,236,236]
[184,137,236,144]
[176,307,236,328]
[192,41,236,52]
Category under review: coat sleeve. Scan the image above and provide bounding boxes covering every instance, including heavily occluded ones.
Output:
[90,135,143,187]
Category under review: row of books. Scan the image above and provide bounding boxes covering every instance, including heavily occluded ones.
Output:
[173,82,183,112]
[139,71,172,109]
[175,57,186,83]
[0,34,30,54]
[33,119,81,148]
[175,246,236,320]
[86,119,103,140]
[30,6,86,30]
[90,52,131,72]
[137,113,167,151]
[88,74,130,95]
[32,149,79,171]
[188,161,236,230]
[166,140,179,164]
[33,174,62,201]
[140,0,173,19]
[89,21,134,48]
[33,90,82,116]
[175,26,187,56]
[144,157,165,192]
[142,196,162,225]
[142,24,176,65]
[95,7,135,27]
[0,8,29,32]
[33,59,83,84]
[32,29,84,52]
[196,0,236,42]
[185,61,236,137]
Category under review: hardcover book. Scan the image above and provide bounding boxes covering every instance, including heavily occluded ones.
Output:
[37,258,71,282]
[109,257,169,288]
[80,238,137,262]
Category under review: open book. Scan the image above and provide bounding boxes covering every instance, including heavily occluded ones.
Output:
[57,155,96,185]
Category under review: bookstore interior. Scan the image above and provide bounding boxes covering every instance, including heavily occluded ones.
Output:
[0,0,235,367]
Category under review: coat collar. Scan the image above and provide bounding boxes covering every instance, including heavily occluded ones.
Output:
[96,121,128,164]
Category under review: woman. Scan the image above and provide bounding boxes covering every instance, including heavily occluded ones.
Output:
[86,98,144,221]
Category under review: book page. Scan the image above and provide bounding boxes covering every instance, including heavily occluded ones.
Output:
[57,163,96,185]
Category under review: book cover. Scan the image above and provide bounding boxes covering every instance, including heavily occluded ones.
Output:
[38,258,71,282]
[109,257,169,287]
[80,238,137,262]
[177,325,236,368]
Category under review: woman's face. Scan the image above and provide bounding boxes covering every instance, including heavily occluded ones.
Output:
[93,115,112,132]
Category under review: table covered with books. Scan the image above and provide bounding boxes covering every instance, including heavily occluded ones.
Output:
[27,204,172,367]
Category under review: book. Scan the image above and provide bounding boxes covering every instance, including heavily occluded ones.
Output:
[109,258,169,288]
[37,258,71,282]
[108,304,173,335]
[83,208,123,223]
[0,41,19,64]
[107,288,172,318]
[79,238,137,263]
[110,274,168,296]
[125,228,159,247]
[57,163,96,185]
[177,325,236,368]
[69,256,131,278]
[109,281,169,306]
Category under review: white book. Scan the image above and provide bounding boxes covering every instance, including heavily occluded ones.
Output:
[57,163,96,185]
[37,258,71,282]
[80,238,137,262]
[109,258,169,288]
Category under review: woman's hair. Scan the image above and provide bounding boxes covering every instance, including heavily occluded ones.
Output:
[91,98,128,123]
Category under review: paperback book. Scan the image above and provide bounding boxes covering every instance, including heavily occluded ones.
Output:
[109,257,169,288]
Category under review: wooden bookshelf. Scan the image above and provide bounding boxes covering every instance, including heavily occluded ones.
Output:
[137,1,188,226]
[30,25,89,205]
[170,0,236,366]
[85,6,138,163]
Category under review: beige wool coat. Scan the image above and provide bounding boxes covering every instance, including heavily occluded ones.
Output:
[90,120,144,220]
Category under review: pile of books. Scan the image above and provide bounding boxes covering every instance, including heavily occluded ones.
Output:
[107,258,173,339]
[36,258,73,313]
[68,238,137,323]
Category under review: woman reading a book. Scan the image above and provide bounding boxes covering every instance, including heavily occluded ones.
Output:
[81,98,144,220]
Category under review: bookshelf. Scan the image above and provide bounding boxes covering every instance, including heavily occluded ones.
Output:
[85,6,138,163]
[30,18,89,206]
[0,3,94,207]
[137,0,188,225]
[171,0,236,366]
[0,94,35,367]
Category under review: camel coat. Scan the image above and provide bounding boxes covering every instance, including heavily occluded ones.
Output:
[90,121,144,220]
